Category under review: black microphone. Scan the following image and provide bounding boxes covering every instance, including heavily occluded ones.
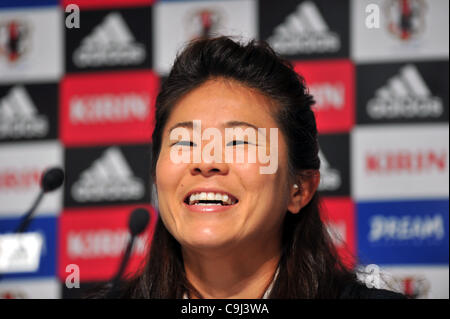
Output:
[15,167,65,233]
[106,208,150,298]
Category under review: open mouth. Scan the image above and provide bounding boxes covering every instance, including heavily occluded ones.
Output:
[184,191,239,206]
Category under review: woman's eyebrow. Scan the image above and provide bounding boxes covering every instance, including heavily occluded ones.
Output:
[168,121,193,133]
[224,121,266,136]
[168,120,267,136]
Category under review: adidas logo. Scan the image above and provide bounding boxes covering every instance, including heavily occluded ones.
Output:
[0,86,48,139]
[318,149,341,191]
[267,1,340,55]
[71,147,145,202]
[73,12,146,68]
[367,65,443,119]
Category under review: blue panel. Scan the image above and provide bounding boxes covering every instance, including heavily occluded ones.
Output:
[0,1,58,8]
[357,199,449,265]
[0,215,57,279]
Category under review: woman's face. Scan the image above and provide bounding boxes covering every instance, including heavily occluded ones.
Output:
[155,79,292,252]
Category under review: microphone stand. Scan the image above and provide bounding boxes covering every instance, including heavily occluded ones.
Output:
[15,190,44,233]
[106,236,136,298]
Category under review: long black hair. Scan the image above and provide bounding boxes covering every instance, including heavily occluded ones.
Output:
[118,36,358,298]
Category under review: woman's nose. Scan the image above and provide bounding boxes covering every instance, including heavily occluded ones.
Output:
[190,161,230,177]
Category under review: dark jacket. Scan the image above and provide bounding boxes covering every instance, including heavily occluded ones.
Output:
[87,281,407,299]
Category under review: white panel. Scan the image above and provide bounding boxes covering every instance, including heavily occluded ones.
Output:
[0,7,62,83]
[0,278,61,299]
[0,141,63,216]
[352,0,449,63]
[379,266,449,299]
[352,124,449,200]
[154,0,257,74]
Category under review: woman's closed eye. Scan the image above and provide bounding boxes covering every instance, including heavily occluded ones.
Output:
[171,140,256,147]
[227,140,254,146]
[171,140,196,147]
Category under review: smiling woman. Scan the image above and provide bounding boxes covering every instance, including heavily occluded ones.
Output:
[107,36,405,299]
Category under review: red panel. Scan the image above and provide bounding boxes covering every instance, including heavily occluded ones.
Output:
[320,197,356,268]
[293,60,355,134]
[58,204,157,282]
[60,71,158,147]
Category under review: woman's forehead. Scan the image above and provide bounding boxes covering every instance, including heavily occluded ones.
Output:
[165,79,279,130]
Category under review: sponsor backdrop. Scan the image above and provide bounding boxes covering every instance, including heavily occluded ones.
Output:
[0,0,448,299]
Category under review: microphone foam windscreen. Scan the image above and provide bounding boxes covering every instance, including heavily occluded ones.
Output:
[41,167,65,192]
[129,208,150,236]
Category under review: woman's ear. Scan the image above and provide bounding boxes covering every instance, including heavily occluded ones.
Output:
[287,170,320,214]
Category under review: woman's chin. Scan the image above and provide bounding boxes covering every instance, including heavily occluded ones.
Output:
[181,228,238,251]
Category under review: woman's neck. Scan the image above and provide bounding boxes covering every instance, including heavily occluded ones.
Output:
[182,240,281,299]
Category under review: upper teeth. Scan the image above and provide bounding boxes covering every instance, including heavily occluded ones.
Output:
[188,192,234,205]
